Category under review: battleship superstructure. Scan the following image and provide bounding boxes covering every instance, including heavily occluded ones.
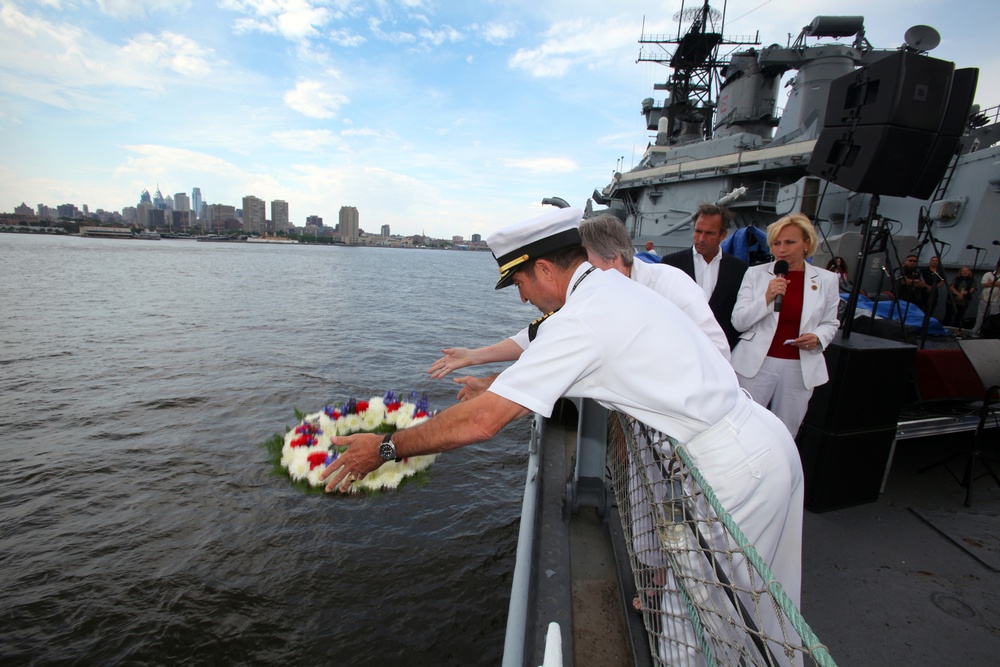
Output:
[591,3,1000,279]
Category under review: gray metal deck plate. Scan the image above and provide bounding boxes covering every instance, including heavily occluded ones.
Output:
[910,508,1000,571]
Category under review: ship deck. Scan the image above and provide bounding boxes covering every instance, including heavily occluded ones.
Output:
[801,429,1000,665]
[535,400,1000,666]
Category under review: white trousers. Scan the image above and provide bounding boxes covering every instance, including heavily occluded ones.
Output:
[654,394,805,666]
[973,296,999,334]
[737,356,813,437]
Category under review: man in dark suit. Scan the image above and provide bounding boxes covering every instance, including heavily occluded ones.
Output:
[661,203,748,349]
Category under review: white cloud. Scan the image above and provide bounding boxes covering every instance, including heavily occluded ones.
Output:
[508,17,639,78]
[95,0,189,21]
[503,157,579,173]
[122,32,216,78]
[283,80,349,119]
[479,21,517,45]
[271,129,344,152]
[368,17,416,44]
[329,27,365,47]
[0,3,222,96]
[418,25,462,46]
[224,0,332,39]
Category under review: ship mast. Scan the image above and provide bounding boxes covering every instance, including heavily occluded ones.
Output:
[638,0,758,144]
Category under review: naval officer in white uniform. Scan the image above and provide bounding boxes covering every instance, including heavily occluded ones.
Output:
[426,213,731,391]
[321,207,804,664]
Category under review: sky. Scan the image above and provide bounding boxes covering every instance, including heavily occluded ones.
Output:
[1,0,997,240]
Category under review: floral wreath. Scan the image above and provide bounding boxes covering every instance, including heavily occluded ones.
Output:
[280,390,436,492]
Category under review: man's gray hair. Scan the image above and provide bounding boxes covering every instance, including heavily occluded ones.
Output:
[579,214,635,268]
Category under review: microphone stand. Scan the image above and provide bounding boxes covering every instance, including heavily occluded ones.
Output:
[843,195,905,340]
[969,246,984,270]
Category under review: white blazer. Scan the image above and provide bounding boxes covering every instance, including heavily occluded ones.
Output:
[730,261,841,390]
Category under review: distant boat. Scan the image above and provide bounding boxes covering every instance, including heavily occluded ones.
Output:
[246,236,298,244]
[196,235,246,242]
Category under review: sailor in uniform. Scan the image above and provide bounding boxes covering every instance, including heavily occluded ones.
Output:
[321,207,804,664]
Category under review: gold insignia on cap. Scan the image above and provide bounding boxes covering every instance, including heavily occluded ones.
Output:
[499,253,530,276]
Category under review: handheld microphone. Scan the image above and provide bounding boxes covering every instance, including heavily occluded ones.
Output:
[993,240,1000,246]
[773,260,789,312]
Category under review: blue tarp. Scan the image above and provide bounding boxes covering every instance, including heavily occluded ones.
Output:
[721,226,769,264]
[847,293,950,336]
[635,251,660,264]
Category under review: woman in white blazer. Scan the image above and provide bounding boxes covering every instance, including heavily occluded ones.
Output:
[730,214,841,436]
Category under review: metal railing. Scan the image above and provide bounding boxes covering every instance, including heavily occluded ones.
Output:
[608,412,837,666]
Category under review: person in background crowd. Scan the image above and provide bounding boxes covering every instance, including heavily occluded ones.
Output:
[922,256,948,316]
[946,266,977,327]
[825,256,851,293]
[973,260,1000,336]
[895,254,930,311]
[730,214,841,437]
[661,203,748,350]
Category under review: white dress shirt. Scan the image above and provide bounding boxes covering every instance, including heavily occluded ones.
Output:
[692,246,722,301]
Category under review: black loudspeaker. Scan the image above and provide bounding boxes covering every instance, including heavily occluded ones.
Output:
[823,50,954,131]
[908,134,962,199]
[803,331,916,433]
[798,332,915,511]
[938,68,980,135]
[808,125,937,197]
[808,51,980,199]
[796,424,898,512]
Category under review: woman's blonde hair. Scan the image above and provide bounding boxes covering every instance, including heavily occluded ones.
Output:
[766,213,819,259]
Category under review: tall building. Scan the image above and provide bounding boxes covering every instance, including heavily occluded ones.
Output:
[153,186,166,210]
[242,195,265,235]
[206,204,238,232]
[306,215,323,227]
[191,187,203,223]
[174,192,190,213]
[137,201,153,228]
[339,206,359,244]
[380,224,390,237]
[271,200,289,232]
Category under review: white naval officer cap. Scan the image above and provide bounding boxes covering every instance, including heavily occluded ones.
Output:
[487,206,584,289]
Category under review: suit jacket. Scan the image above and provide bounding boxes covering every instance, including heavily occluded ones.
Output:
[729,261,841,390]
[661,248,748,349]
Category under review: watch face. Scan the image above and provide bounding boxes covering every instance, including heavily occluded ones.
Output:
[379,442,395,461]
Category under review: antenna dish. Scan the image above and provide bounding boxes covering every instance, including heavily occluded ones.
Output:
[673,5,722,24]
[903,25,940,52]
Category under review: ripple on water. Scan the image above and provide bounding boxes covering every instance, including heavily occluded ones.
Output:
[0,236,530,665]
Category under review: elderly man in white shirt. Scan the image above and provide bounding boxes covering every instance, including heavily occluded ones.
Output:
[426,213,730,396]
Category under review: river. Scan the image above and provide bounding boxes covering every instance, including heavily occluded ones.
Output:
[0,233,536,665]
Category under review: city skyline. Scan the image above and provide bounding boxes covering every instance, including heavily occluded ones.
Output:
[2,0,996,240]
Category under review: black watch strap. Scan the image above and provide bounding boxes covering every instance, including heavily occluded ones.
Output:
[381,432,403,463]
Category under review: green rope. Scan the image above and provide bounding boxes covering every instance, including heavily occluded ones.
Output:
[673,443,839,667]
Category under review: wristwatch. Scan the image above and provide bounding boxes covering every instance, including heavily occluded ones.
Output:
[379,433,402,462]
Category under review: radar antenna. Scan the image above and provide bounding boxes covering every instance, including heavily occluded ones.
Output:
[638,0,759,143]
